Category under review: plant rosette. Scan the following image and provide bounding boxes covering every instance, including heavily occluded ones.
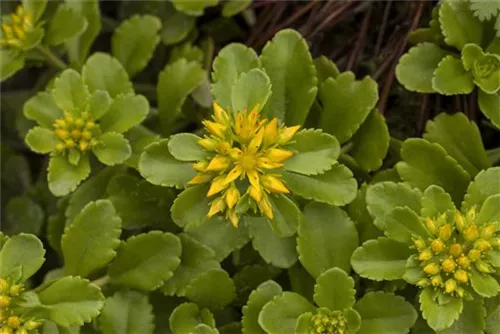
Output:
[140,100,357,236]
[247,267,417,334]
[351,167,500,332]
[23,52,149,197]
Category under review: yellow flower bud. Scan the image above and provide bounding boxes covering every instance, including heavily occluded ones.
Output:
[56,143,65,152]
[215,141,232,155]
[454,269,468,283]
[65,139,75,149]
[0,279,8,293]
[56,129,69,140]
[74,118,85,128]
[413,238,426,251]
[203,120,226,138]
[0,295,10,307]
[16,329,28,334]
[9,284,21,296]
[24,320,41,330]
[0,327,12,334]
[85,121,95,129]
[248,184,262,203]
[206,155,231,171]
[439,224,452,241]
[455,211,465,231]
[445,279,457,294]
[81,130,92,140]
[71,129,81,140]
[491,238,500,249]
[425,217,437,234]
[448,243,462,258]
[7,316,20,328]
[430,275,442,287]
[260,174,289,194]
[431,239,445,253]
[441,258,456,273]
[54,119,67,128]
[193,161,209,172]
[64,114,74,124]
[468,249,481,261]
[418,249,433,261]
[464,224,479,242]
[474,239,491,252]
[480,224,496,240]
[456,287,465,298]
[225,185,240,209]
[208,197,225,217]
[458,255,470,269]
[79,140,89,152]
[423,263,440,275]
[466,207,476,222]
[476,261,493,273]
[258,195,273,219]
[227,209,239,228]
[90,139,100,147]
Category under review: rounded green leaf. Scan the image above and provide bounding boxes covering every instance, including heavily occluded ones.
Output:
[477,194,500,225]
[161,12,195,45]
[298,202,359,278]
[139,139,197,189]
[0,49,25,82]
[3,196,44,236]
[211,43,261,110]
[25,127,59,153]
[52,69,90,112]
[478,89,500,128]
[432,55,474,94]
[260,29,317,125]
[89,90,112,120]
[463,167,500,211]
[231,68,271,115]
[169,303,216,334]
[258,292,315,334]
[83,52,133,98]
[99,290,154,334]
[99,93,149,134]
[222,0,251,17]
[93,132,131,166]
[294,312,313,334]
[396,43,448,93]
[185,268,236,310]
[45,4,87,46]
[314,56,340,84]
[61,200,121,278]
[48,154,91,197]
[419,287,463,332]
[23,91,63,128]
[168,133,210,162]
[267,193,300,237]
[351,237,413,281]
[318,72,378,144]
[314,267,356,311]
[172,0,218,16]
[396,138,471,206]
[420,185,456,218]
[112,14,162,77]
[108,231,182,291]
[242,280,283,334]
[462,43,485,71]
[0,233,45,282]
[470,269,500,297]
[383,207,429,244]
[424,112,490,177]
[283,129,340,175]
[354,291,417,334]
[440,299,486,334]
[247,216,298,269]
[439,0,483,50]
[171,185,210,229]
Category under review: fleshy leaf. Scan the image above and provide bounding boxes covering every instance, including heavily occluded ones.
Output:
[314,56,340,83]
[419,287,463,332]
[314,267,356,311]
[171,0,218,16]
[25,127,59,153]
[185,268,236,310]
[260,29,317,125]
[231,68,271,115]
[383,207,429,244]
[463,167,500,211]
[478,90,500,128]
[52,69,90,112]
[23,91,63,128]
[439,0,483,50]
[0,233,45,282]
[440,299,486,334]
[107,231,182,291]
[171,185,210,229]
[432,55,474,94]
[0,49,25,82]
[168,133,210,162]
[61,200,121,278]
[161,12,195,45]
[477,194,500,225]
[112,14,162,77]
[470,269,500,298]
[298,202,358,278]
[462,43,485,71]
[169,303,216,334]
[318,72,378,144]
[99,94,149,134]
[89,90,112,120]
[242,280,283,334]
[48,154,91,197]
[351,237,412,281]
[45,4,87,46]
[93,132,132,166]
[420,185,456,218]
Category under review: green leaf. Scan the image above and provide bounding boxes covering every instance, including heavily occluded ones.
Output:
[294,313,313,334]
[478,90,500,128]
[366,181,422,231]
[211,43,260,110]
[88,90,112,120]
[242,280,283,334]
[318,72,378,143]
[473,55,500,94]
[172,0,218,16]
[3,196,44,236]
[267,193,300,237]
[186,216,250,262]
[22,0,47,22]
[45,4,87,45]
[170,43,204,64]
[112,15,162,77]
[247,216,298,269]
[48,154,91,197]
[258,292,315,334]
[0,233,45,282]
[283,165,357,206]
[23,92,62,128]
[161,12,195,46]
[462,43,485,71]
[439,0,483,50]
[470,269,500,297]
[470,0,500,20]
[52,69,90,112]
[420,185,456,218]
[432,55,474,94]
[383,207,429,244]
[157,59,206,134]
[349,109,390,172]
[283,129,340,175]
[99,94,149,134]
[169,303,216,334]
[161,234,220,296]
[108,231,181,291]
[464,167,500,211]
[231,68,271,115]
[64,0,101,67]
[314,56,340,84]
[124,125,160,170]
[354,291,417,334]
[396,43,448,93]
[298,202,359,278]
[440,299,486,334]
[396,138,471,206]
[419,287,463,332]
[61,200,121,278]
[314,267,356,311]
[35,276,104,327]
[185,268,236,310]
[140,139,197,189]
[346,185,382,243]
[351,237,412,281]
[171,185,210,229]
[260,29,317,125]
[99,290,154,334]
[47,198,70,254]
[92,132,131,166]
[0,49,25,82]
[477,194,500,225]
[25,127,59,153]
[168,133,209,162]
[424,112,490,177]
[485,296,500,334]
[222,0,251,17]
[82,52,133,98]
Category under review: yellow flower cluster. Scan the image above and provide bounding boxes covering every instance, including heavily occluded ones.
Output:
[53,112,99,153]
[189,103,299,227]
[310,310,348,334]
[0,5,32,49]
[0,279,42,334]
[414,207,499,297]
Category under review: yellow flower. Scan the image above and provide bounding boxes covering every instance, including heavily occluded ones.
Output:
[189,102,299,227]
[52,112,99,154]
[0,5,33,49]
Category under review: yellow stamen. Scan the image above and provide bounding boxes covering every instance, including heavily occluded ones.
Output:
[71,129,81,140]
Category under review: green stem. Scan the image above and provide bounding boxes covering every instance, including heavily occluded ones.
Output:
[91,275,110,287]
[35,45,67,70]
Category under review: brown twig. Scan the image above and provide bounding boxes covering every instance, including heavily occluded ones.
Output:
[469,88,477,121]
[374,0,392,56]
[246,4,275,46]
[346,4,372,71]
[306,1,356,39]
[417,94,430,135]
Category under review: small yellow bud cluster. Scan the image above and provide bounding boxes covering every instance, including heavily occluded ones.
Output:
[0,5,32,49]
[413,207,499,298]
[0,279,42,334]
[310,310,348,334]
[53,112,99,153]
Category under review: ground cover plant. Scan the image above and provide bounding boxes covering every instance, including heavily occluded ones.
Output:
[0,0,499,333]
